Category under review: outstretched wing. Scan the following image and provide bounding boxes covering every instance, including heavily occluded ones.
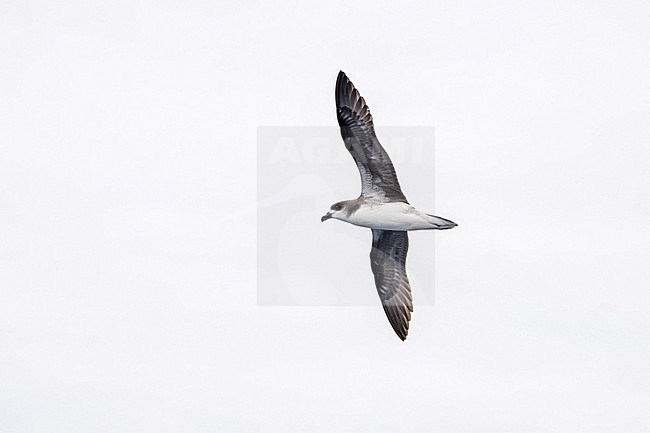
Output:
[336,71,408,203]
[370,229,413,340]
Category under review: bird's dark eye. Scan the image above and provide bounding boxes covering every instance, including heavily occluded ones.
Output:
[332,204,342,211]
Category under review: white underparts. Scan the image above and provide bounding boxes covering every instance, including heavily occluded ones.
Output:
[335,202,454,231]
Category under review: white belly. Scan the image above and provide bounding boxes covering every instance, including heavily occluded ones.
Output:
[343,202,435,231]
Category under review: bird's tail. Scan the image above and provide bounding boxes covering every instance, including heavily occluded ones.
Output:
[425,214,458,230]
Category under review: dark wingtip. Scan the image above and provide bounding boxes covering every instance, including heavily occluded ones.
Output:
[335,70,374,130]
[383,305,411,341]
[335,70,349,107]
[395,326,408,341]
[336,70,347,88]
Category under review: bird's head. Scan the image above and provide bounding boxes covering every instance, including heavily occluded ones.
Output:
[321,201,347,222]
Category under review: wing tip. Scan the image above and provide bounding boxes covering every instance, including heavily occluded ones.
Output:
[335,70,350,106]
[383,304,412,341]
[335,70,374,128]
[395,324,409,341]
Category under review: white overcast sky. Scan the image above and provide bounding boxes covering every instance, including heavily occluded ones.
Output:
[2,1,650,432]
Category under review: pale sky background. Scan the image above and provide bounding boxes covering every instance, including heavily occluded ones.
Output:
[2,1,650,432]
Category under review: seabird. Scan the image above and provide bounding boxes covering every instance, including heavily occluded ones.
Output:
[321,71,457,341]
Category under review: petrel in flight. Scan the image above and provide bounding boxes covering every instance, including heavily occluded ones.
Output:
[321,71,457,341]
